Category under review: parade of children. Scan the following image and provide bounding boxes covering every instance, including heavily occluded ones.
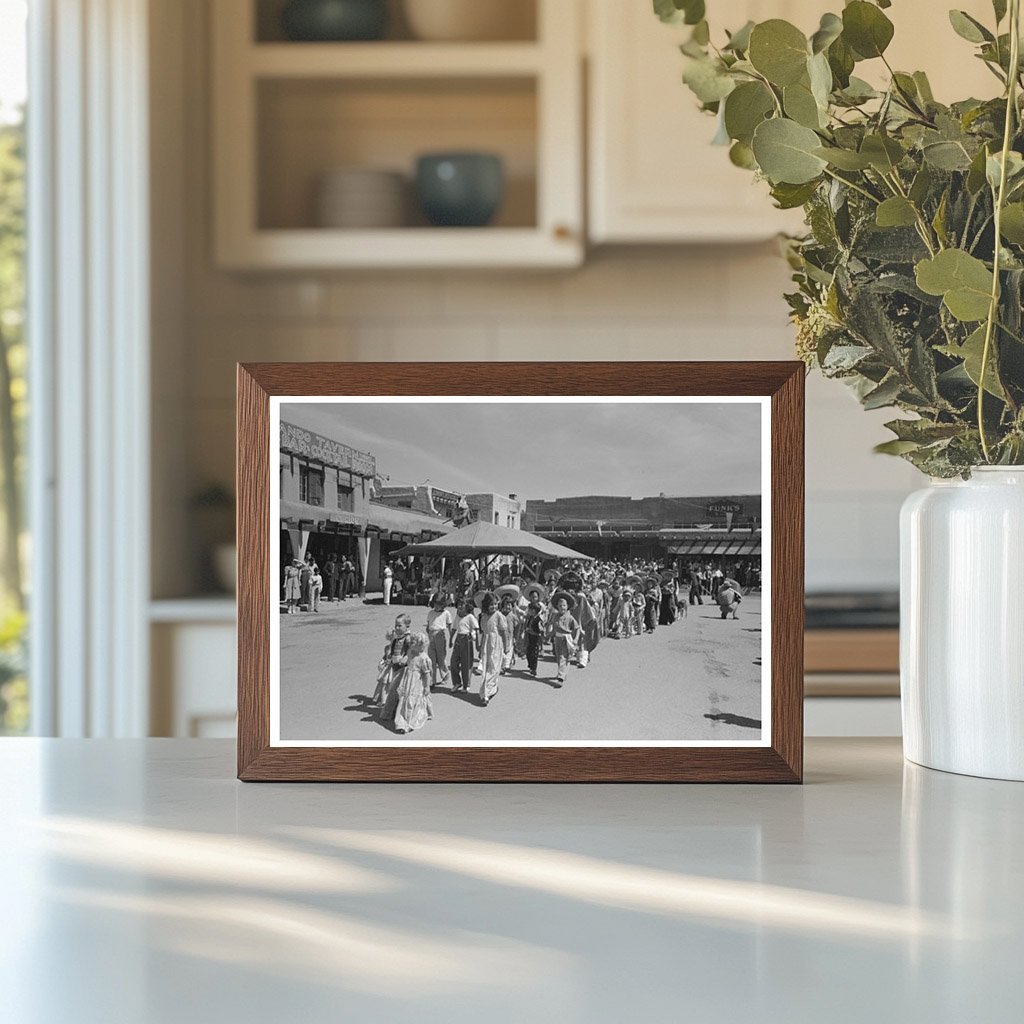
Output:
[293,552,747,733]
[279,547,763,741]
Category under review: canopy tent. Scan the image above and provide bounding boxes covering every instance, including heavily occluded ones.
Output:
[393,520,594,562]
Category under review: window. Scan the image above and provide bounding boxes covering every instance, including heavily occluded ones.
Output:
[0,0,27,735]
[299,463,324,506]
[337,482,354,512]
[493,511,499,524]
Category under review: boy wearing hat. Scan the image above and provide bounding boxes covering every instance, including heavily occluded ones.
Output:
[546,593,581,686]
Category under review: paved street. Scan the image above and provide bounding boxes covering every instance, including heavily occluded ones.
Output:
[279,595,764,743]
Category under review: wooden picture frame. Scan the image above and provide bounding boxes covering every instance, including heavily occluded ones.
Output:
[237,362,804,782]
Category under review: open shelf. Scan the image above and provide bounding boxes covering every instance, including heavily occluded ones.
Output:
[257,76,538,232]
[249,42,544,77]
[212,0,582,268]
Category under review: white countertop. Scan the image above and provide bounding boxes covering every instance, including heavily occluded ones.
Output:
[1,738,1020,1023]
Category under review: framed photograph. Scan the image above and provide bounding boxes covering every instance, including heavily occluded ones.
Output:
[237,362,804,782]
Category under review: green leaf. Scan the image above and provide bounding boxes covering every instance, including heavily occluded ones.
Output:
[876,197,918,228]
[915,249,994,322]
[682,57,736,104]
[724,20,755,53]
[691,19,710,45]
[842,1,895,59]
[913,71,935,104]
[1000,203,1024,244]
[939,325,1006,398]
[967,144,991,194]
[770,180,820,209]
[827,36,855,88]
[909,164,933,205]
[784,80,824,129]
[810,12,843,54]
[751,118,828,184]
[837,76,879,104]
[860,133,904,173]
[723,81,775,144]
[862,374,903,409]
[729,140,757,169]
[885,418,964,443]
[986,150,1024,191]
[993,0,1008,24]
[874,439,922,455]
[923,140,972,171]
[932,190,950,246]
[814,146,872,170]
[948,10,994,44]
[653,0,705,26]
[808,51,833,109]
[748,20,809,87]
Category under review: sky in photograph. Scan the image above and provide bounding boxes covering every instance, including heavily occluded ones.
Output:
[283,400,762,500]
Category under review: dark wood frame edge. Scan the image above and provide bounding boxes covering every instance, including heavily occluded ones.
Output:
[237,362,804,783]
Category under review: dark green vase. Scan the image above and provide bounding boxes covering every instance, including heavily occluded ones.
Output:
[281,0,388,42]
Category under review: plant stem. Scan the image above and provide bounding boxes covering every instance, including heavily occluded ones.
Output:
[822,167,880,204]
[979,0,1021,462]
[884,171,939,254]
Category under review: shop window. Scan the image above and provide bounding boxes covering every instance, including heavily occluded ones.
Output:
[337,483,354,512]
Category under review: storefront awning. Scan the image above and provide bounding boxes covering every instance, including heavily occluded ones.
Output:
[667,537,761,557]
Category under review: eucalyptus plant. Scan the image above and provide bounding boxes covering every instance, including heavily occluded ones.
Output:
[657,0,1024,475]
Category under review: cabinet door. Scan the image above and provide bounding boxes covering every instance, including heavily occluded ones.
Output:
[587,0,811,243]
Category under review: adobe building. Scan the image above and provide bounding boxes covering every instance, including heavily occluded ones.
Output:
[278,421,451,592]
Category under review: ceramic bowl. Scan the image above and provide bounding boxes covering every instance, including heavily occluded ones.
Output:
[415,152,504,228]
[403,0,534,42]
[316,168,407,228]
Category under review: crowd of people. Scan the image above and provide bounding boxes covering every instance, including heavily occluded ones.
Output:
[282,551,360,614]
[368,556,756,735]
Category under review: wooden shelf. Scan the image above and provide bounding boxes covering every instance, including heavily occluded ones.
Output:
[217,226,579,270]
[249,42,544,78]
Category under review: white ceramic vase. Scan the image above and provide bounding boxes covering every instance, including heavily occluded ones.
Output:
[900,467,1024,781]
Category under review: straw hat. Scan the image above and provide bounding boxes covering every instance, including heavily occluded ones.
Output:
[550,590,575,608]
[559,572,583,591]
[522,581,548,603]
[625,574,642,588]
[494,583,521,602]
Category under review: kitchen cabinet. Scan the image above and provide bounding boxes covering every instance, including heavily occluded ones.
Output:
[211,0,583,269]
[587,0,999,244]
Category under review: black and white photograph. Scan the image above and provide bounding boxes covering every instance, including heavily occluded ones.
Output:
[270,397,770,746]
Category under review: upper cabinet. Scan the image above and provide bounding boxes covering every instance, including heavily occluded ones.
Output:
[211,0,584,269]
[586,0,999,245]
[587,0,817,244]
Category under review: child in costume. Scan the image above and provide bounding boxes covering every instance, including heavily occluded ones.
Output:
[374,613,412,716]
[393,632,433,733]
